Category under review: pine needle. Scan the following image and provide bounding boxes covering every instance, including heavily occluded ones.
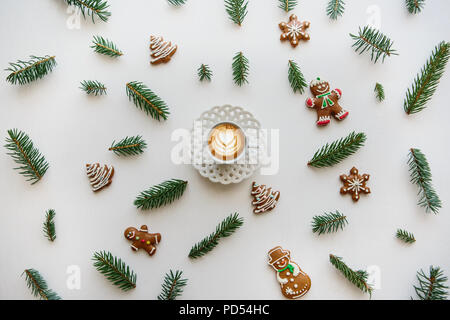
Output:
[350,26,398,63]
[168,0,187,6]
[225,0,248,26]
[80,80,107,95]
[326,0,345,20]
[396,229,415,244]
[5,55,56,85]
[307,132,367,168]
[413,266,448,300]
[404,41,450,115]
[92,251,137,291]
[91,35,123,57]
[232,51,249,86]
[43,209,56,242]
[134,179,188,210]
[109,135,147,156]
[189,213,243,259]
[374,83,385,102]
[4,129,49,184]
[329,254,373,296]
[126,81,170,121]
[157,270,188,300]
[278,0,297,12]
[406,0,425,14]
[23,269,61,300]
[64,0,111,23]
[312,211,348,235]
[198,64,213,81]
[288,60,307,94]
[407,148,441,214]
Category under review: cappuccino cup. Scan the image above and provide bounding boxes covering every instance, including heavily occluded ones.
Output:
[207,122,246,164]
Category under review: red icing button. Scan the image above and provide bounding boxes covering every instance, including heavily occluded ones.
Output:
[141,239,145,243]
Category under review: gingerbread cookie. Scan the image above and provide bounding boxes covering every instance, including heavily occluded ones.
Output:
[124,225,161,256]
[268,246,311,299]
[251,182,280,214]
[150,36,177,65]
[279,14,310,48]
[340,167,370,202]
[86,163,114,192]
[306,77,349,126]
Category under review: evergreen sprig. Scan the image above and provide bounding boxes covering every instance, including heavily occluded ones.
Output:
[23,269,61,300]
[92,251,136,291]
[43,209,56,242]
[157,270,188,300]
[64,0,111,23]
[413,266,448,300]
[404,41,450,115]
[326,0,345,20]
[329,254,373,296]
[109,135,147,156]
[134,179,188,210]
[4,129,49,184]
[407,148,441,214]
[91,36,123,57]
[350,26,398,63]
[168,0,187,6]
[288,60,307,94]
[374,82,385,102]
[396,229,415,244]
[278,0,297,12]
[80,80,107,95]
[126,81,170,121]
[225,0,248,26]
[189,213,244,259]
[198,64,213,81]
[312,211,348,235]
[232,52,249,86]
[307,132,367,168]
[406,0,425,14]
[5,55,56,85]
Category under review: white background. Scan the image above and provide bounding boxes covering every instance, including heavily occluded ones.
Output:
[0,0,449,300]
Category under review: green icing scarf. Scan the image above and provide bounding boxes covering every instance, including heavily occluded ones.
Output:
[317,92,334,109]
[278,264,294,273]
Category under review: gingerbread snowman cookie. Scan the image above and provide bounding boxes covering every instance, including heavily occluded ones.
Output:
[124,225,161,256]
[268,246,311,299]
[306,77,349,126]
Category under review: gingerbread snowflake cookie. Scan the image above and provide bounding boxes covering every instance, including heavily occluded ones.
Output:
[86,163,114,192]
[124,225,161,256]
[279,14,310,48]
[150,35,177,65]
[268,246,311,299]
[340,167,371,202]
[251,182,280,214]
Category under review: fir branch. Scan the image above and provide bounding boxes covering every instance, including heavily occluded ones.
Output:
[157,270,188,300]
[396,229,415,244]
[312,211,348,235]
[198,64,213,81]
[80,80,107,95]
[413,266,448,300]
[5,55,56,85]
[407,148,441,214]
[43,209,56,242]
[329,254,373,296]
[64,0,111,23]
[168,0,187,6]
[126,81,170,121]
[278,0,298,12]
[91,35,123,57]
[288,60,307,94]
[374,82,385,102]
[22,269,61,300]
[225,0,248,26]
[4,129,49,185]
[326,0,345,20]
[109,135,147,156]
[92,251,136,291]
[406,0,425,14]
[134,179,188,210]
[307,131,367,168]
[232,52,249,86]
[350,26,398,63]
[189,213,244,259]
[404,41,450,115]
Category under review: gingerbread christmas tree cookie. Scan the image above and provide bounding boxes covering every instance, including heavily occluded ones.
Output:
[279,14,310,48]
[251,182,280,214]
[340,167,370,202]
[150,35,177,65]
[86,163,114,192]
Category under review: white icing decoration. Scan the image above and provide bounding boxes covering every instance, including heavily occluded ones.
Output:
[86,163,114,191]
[150,36,177,64]
[251,183,280,214]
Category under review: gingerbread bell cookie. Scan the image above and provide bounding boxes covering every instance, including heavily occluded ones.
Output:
[251,182,280,214]
[279,14,310,48]
[150,35,177,65]
[340,167,371,202]
[306,77,349,126]
[86,163,114,192]
[124,225,161,256]
[268,246,311,299]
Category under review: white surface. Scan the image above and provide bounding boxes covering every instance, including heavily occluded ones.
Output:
[0,0,449,300]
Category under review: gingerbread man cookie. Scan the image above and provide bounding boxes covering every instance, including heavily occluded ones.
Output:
[306,77,349,126]
[340,167,371,202]
[124,225,161,256]
[279,14,310,48]
[268,246,311,299]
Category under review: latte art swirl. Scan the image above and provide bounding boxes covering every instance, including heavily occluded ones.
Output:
[208,123,245,162]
